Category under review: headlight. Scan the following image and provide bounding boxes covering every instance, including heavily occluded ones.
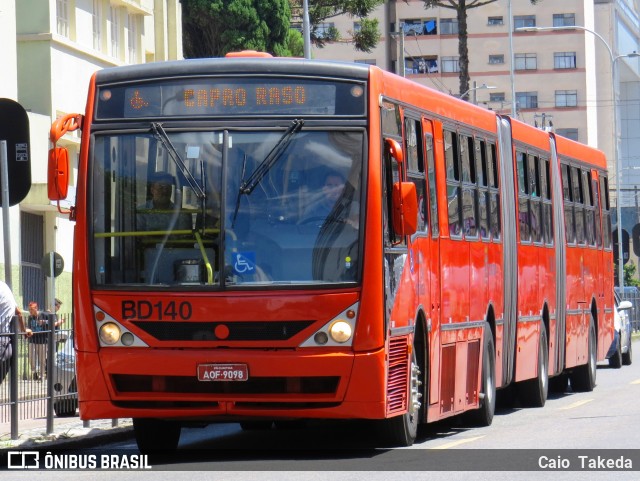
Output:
[99,322,121,345]
[329,320,352,343]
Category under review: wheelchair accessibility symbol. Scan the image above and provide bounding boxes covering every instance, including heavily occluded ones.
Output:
[233,252,256,275]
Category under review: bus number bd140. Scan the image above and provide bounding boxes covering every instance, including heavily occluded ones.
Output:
[121,300,192,320]
[182,86,307,109]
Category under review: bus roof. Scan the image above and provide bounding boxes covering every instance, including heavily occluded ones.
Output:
[94,57,372,85]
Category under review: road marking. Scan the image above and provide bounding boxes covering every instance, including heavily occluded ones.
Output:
[559,399,593,410]
[631,379,640,385]
[430,435,485,449]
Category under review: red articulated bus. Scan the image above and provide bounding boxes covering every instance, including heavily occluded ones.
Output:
[48,52,614,452]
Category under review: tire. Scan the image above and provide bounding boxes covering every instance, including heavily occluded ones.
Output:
[465,323,496,426]
[622,336,632,366]
[54,399,78,417]
[570,317,597,392]
[519,323,549,407]
[133,418,181,454]
[608,335,622,368]
[378,341,423,447]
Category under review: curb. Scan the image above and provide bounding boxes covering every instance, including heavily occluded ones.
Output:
[1,420,135,450]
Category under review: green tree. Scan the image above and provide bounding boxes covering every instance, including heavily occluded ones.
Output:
[423,0,543,99]
[181,0,293,58]
[290,0,385,52]
[624,262,640,288]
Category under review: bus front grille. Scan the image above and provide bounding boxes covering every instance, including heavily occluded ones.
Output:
[112,374,339,395]
[130,320,314,341]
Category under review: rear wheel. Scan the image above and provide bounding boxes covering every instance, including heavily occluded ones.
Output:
[622,335,633,366]
[520,323,549,407]
[570,317,597,392]
[133,418,181,454]
[465,323,496,426]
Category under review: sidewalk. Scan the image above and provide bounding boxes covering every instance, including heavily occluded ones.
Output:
[0,416,134,449]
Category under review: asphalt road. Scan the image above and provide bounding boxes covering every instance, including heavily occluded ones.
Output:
[6,340,640,480]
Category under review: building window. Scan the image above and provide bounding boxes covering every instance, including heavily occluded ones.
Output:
[405,56,438,74]
[514,15,536,30]
[489,54,505,64]
[92,0,102,51]
[556,128,579,141]
[490,92,506,102]
[56,0,69,37]
[440,19,459,35]
[316,23,336,39]
[553,13,576,27]
[442,56,460,73]
[127,14,138,64]
[109,7,120,58]
[403,19,424,36]
[554,52,577,69]
[423,19,437,35]
[556,90,578,107]
[488,16,504,26]
[516,92,538,109]
[515,53,537,70]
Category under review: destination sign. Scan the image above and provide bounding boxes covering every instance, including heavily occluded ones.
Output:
[95,77,366,119]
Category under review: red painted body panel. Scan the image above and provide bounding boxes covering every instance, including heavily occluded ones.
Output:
[65,61,613,429]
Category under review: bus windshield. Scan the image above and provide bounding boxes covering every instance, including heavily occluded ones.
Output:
[91,128,364,288]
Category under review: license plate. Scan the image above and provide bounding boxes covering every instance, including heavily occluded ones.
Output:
[197,363,248,382]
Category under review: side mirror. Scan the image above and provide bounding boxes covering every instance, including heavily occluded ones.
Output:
[47,147,69,200]
[392,181,418,237]
[385,138,404,165]
[618,300,633,311]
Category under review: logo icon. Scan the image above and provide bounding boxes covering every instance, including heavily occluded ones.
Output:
[7,451,40,469]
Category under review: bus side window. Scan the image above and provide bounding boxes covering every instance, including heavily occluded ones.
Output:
[426,133,439,238]
[405,117,427,233]
[444,129,462,238]
[487,142,501,241]
[476,138,490,241]
[573,166,586,245]
[516,150,531,243]
[562,163,576,244]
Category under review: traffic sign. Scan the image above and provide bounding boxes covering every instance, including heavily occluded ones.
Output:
[41,252,64,278]
[0,98,31,206]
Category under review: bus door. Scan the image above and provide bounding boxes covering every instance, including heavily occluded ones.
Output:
[423,118,442,410]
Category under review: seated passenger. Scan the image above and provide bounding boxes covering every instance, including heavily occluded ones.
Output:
[137,171,192,232]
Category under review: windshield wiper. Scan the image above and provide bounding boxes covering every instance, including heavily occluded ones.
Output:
[238,119,304,195]
[231,119,303,227]
[151,122,206,200]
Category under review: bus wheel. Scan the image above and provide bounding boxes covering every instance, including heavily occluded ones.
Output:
[133,418,181,453]
[622,337,632,366]
[519,323,549,407]
[465,323,496,426]
[378,348,422,446]
[570,317,597,392]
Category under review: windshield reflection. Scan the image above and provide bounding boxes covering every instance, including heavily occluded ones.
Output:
[92,129,364,288]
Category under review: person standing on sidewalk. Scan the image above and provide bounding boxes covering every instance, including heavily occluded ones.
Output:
[1,280,31,384]
[26,301,47,381]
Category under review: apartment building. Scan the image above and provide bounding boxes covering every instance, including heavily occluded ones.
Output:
[312,0,640,280]
[0,0,182,308]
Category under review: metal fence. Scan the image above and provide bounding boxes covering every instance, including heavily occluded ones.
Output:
[616,286,640,333]
[0,313,78,440]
